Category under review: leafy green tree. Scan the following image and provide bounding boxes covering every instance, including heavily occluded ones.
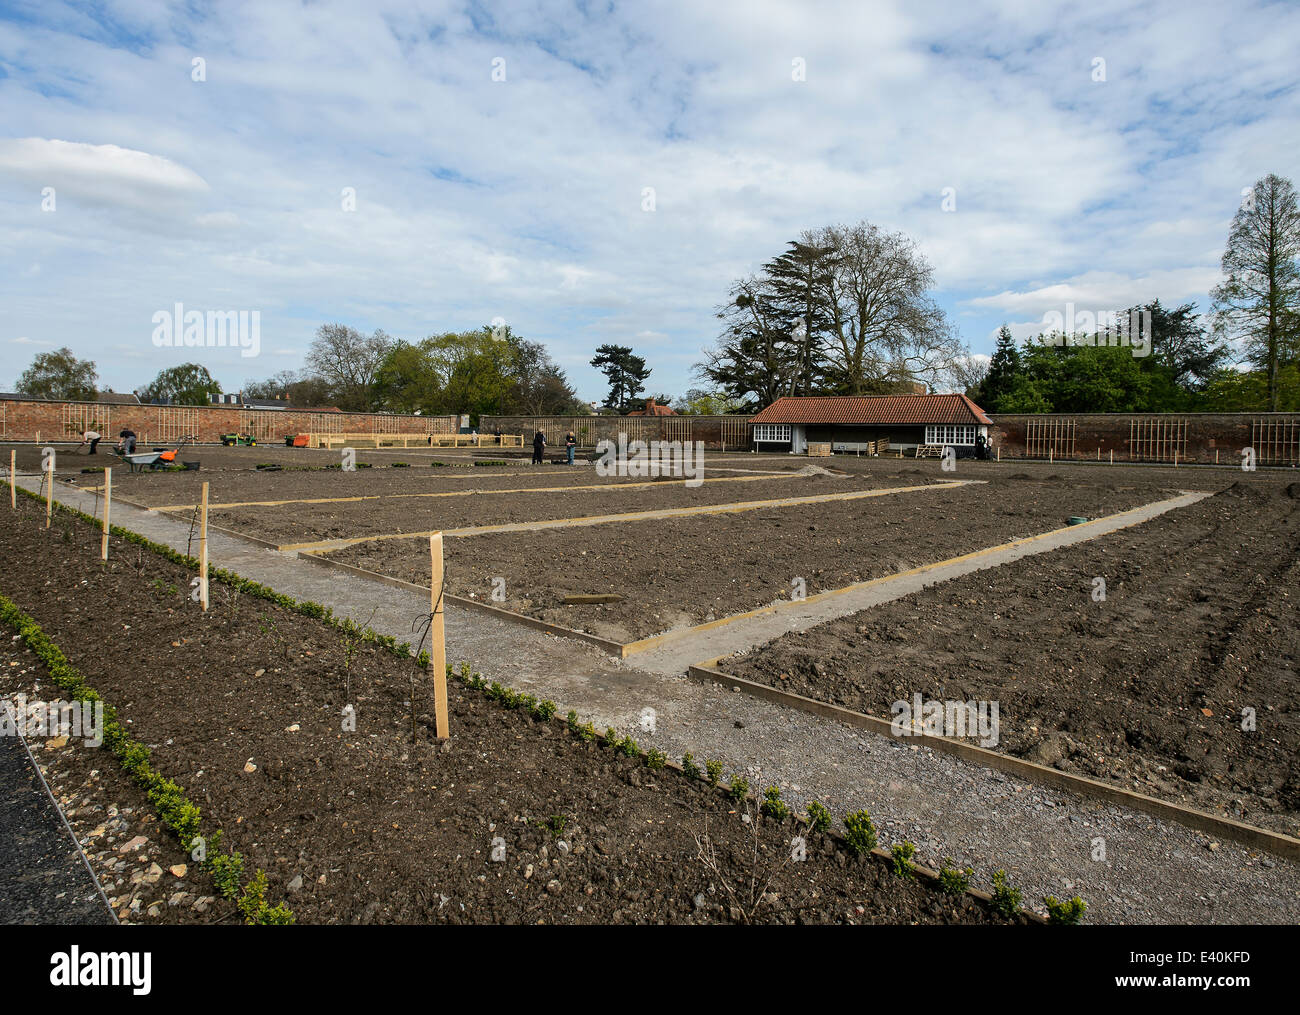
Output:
[980,326,1022,410]
[15,347,98,401]
[139,363,222,405]
[762,236,836,395]
[1197,364,1300,411]
[1211,173,1300,409]
[590,344,651,412]
[672,388,742,415]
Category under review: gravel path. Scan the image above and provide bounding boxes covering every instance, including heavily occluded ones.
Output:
[0,641,113,924]
[19,475,1300,924]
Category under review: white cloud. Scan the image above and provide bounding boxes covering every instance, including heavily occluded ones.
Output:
[0,0,1295,396]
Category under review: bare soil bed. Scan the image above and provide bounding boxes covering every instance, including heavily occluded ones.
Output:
[202,473,924,545]
[0,495,1019,924]
[721,479,1300,835]
[325,472,1184,641]
[2,442,499,477]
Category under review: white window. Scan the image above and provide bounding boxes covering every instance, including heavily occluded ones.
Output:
[925,424,977,446]
[753,424,792,443]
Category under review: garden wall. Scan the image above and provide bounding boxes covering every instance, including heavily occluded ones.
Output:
[987,412,1300,465]
[479,414,755,450]
[0,398,459,446]
[483,410,1300,465]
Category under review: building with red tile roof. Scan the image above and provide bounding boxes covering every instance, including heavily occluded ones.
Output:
[748,394,992,454]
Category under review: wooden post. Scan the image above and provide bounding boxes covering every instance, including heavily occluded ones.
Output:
[1173,449,1179,467]
[8,450,14,509]
[1216,449,1220,465]
[429,533,450,740]
[996,446,1000,462]
[199,481,209,611]
[101,468,112,560]
[1049,446,1054,464]
[1109,450,1114,465]
[45,449,53,528]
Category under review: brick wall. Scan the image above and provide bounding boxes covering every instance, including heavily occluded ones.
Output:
[988,413,1300,465]
[0,398,459,445]
[480,410,1300,465]
[480,415,754,450]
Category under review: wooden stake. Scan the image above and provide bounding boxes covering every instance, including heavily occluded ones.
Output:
[45,450,53,528]
[199,481,209,611]
[8,450,14,509]
[101,467,111,561]
[1109,450,1114,465]
[996,446,1000,462]
[429,533,449,740]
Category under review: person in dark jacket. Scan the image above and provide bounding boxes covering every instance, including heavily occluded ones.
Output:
[532,430,546,464]
[565,430,577,465]
[117,428,137,455]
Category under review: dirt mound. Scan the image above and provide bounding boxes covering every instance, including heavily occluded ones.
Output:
[1217,481,1274,503]
[794,465,847,478]
[1287,482,1300,500]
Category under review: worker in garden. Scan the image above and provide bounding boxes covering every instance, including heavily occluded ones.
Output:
[565,430,577,465]
[77,428,102,454]
[117,427,137,455]
[532,429,546,464]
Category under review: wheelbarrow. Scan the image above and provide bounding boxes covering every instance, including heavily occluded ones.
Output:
[115,436,194,473]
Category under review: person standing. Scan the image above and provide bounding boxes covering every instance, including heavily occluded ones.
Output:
[565,430,577,465]
[532,430,546,464]
[77,429,102,454]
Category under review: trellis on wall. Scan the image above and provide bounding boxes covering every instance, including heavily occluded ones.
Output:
[1129,418,1188,462]
[238,409,278,443]
[1025,418,1076,458]
[719,417,750,450]
[156,407,199,442]
[1252,418,1300,465]
[62,403,111,438]
[661,417,692,444]
[307,412,345,435]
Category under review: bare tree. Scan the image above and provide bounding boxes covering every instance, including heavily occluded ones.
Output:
[813,222,953,394]
[306,324,394,411]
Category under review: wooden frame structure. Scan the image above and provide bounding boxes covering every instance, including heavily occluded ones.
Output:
[1251,418,1300,465]
[306,432,523,450]
[1129,418,1187,462]
[1026,418,1077,459]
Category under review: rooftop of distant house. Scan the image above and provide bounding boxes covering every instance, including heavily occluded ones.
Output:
[626,396,675,416]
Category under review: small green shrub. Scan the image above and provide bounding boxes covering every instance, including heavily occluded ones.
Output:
[890,841,917,878]
[806,800,832,833]
[681,753,701,780]
[1044,895,1087,925]
[938,858,972,895]
[209,847,245,899]
[705,760,723,786]
[237,870,295,925]
[761,786,788,821]
[842,810,878,856]
[645,748,666,769]
[991,869,1022,918]
[728,775,749,802]
[617,735,640,758]
[604,727,620,748]
[534,699,557,720]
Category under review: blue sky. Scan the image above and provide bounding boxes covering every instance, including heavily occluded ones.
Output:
[1,0,1297,401]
